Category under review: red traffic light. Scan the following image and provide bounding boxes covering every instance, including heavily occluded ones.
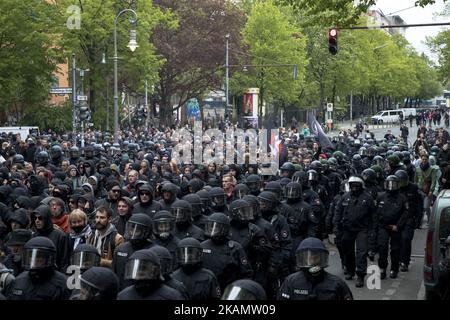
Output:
[328,28,338,55]
[329,28,337,37]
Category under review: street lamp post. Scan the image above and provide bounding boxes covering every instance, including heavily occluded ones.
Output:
[71,54,77,145]
[113,9,138,144]
[225,34,230,122]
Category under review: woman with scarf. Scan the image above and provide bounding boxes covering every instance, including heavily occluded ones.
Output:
[68,209,92,252]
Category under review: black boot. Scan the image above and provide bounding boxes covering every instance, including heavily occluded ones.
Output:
[355,276,364,288]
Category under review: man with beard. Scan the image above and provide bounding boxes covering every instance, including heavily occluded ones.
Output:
[49,197,69,233]
[87,206,124,268]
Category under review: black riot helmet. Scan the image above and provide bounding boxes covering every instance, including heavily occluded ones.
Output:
[394,170,409,189]
[124,249,163,281]
[296,237,329,275]
[171,200,193,224]
[36,151,49,166]
[149,246,173,277]
[309,161,323,174]
[69,146,81,159]
[152,210,175,240]
[50,145,63,160]
[362,168,377,185]
[373,155,384,167]
[124,213,152,244]
[257,191,278,213]
[196,189,212,209]
[242,195,260,220]
[264,181,282,198]
[367,147,377,158]
[328,157,338,171]
[307,169,319,184]
[245,174,261,193]
[384,175,400,192]
[280,162,295,178]
[177,237,202,267]
[210,187,226,208]
[79,267,119,300]
[22,236,56,271]
[285,182,302,200]
[229,199,254,223]
[71,244,101,273]
[234,184,249,199]
[13,154,25,165]
[204,212,230,240]
[402,151,411,164]
[292,171,307,185]
[222,279,267,300]
[182,194,203,218]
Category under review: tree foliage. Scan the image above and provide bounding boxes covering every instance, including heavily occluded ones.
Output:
[0,0,64,123]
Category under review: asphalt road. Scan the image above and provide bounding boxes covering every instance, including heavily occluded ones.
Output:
[326,121,431,300]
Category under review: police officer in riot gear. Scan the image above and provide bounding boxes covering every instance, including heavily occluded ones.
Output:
[200,212,253,291]
[9,237,70,300]
[171,199,205,241]
[283,182,318,270]
[78,267,119,300]
[395,169,423,271]
[362,168,379,200]
[151,210,180,261]
[117,249,185,300]
[196,189,213,217]
[278,237,353,300]
[377,175,410,279]
[222,279,267,300]
[257,191,292,297]
[70,244,101,274]
[280,162,296,179]
[210,187,228,214]
[148,246,189,299]
[69,146,81,165]
[334,176,376,288]
[182,193,208,229]
[112,214,155,290]
[228,199,272,275]
[234,183,250,199]
[246,174,261,196]
[172,237,221,300]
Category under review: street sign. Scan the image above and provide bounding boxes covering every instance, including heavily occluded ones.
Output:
[327,103,333,112]
[77,95,88,101]
[49,87,72,94]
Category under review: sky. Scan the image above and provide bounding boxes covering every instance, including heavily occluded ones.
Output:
[370,0,449,61]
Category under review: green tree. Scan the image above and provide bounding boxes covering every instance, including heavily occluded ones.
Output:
[54,0,170,129]
[231,0,307,118]
[0,0,64,124]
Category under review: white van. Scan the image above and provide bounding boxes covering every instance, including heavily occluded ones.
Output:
[371,108,416,124]
[0,126,40,140]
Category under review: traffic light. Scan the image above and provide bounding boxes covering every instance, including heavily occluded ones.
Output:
[328,28,338,55]
[78,101,91,121]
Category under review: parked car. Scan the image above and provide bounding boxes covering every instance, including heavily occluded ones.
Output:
[424,189,450,300]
